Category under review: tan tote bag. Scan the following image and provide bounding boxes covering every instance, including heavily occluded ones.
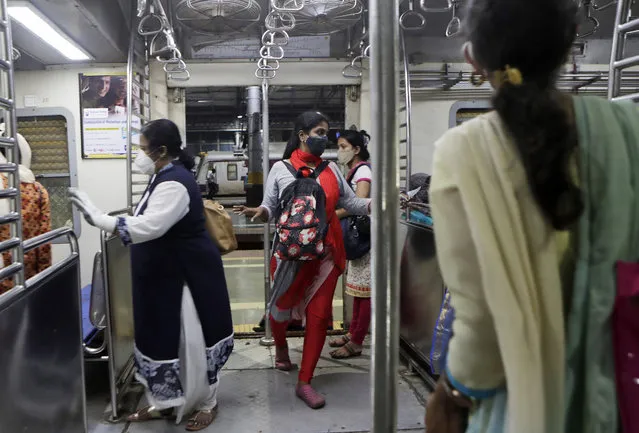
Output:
[203,199,238,255]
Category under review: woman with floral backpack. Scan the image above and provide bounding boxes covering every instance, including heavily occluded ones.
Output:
[235,111,371,409]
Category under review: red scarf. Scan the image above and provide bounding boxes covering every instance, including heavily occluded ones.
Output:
[289,149,346,272]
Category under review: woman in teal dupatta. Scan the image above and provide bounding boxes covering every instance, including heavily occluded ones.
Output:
[425,0,639,432]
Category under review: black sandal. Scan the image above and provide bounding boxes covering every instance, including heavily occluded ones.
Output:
[186,406,218,431]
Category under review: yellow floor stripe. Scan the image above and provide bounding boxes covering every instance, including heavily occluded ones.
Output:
[233,321,344,334]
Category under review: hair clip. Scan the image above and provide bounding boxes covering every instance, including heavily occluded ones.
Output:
[499,65,523,86]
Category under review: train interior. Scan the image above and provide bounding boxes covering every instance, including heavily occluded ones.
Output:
[0,0,638,432]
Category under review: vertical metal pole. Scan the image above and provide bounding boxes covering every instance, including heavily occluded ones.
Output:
[370,0,400,432]
[608,0,632,100]
[260,79,274,346]
[126,22,135,211]
[401,30,412,223]
[2,0,24,287]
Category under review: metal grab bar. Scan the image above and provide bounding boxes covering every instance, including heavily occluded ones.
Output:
[400,0,426,30]
[271,0,305,11]
[24,227,77,253]
[419,0,452,13]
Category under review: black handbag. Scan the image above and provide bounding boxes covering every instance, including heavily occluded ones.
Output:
[341,163,372,260]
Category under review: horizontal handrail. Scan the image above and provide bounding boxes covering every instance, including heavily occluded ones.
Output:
[24,227,77,253]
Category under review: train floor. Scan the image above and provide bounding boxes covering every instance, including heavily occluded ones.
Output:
[85,337,427,433]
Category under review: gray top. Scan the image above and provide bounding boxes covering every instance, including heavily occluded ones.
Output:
[260,160,370,221]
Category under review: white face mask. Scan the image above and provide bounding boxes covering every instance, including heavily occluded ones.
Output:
[337,148,356,165]
[134,151,156,175]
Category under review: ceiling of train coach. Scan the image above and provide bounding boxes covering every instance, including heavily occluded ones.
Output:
[6,0,636,71]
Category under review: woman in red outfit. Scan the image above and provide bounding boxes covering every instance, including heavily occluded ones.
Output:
[235,112,371,409]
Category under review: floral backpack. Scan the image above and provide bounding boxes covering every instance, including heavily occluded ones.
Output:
[274,161,330,261]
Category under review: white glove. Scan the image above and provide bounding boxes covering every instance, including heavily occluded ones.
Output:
[68,188,117,233]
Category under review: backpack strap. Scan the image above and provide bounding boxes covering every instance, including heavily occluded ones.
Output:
[282,161,298,177]
[283,160,330,179]
[311,161,330,178]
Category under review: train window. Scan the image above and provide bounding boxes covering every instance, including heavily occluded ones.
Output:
[449,101,493,128]
[227,163,238,181]
[185,85,346,155]
[16,108,81,240]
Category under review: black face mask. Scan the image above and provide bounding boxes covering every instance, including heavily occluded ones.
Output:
[306,135,328,156]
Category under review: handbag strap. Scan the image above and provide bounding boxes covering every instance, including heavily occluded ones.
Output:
[346,162,371,186]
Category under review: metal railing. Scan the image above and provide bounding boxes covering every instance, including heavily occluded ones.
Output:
[0,0,24,291]
[127,2,153,211]
[609,0,639,102]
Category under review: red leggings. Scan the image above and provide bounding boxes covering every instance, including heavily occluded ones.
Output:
[270,266,341,383]
[349,297,371,346]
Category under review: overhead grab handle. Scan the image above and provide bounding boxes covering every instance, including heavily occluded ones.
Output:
[445,0,461,37]
[419,0,452,13]
[342,63,363,79]
[168,70,191,82]
[138,13,166,36]
[271,0,305,12]
[577,1,599,38]
[262,30,290,46]
[255,68,277,79]
[260,45,285,60]
[265,10,296,31]
[156,48,183,64]
[258,57,281,71]
[163,59,188,73]
[150,29,177,57]
[400,0,426,30]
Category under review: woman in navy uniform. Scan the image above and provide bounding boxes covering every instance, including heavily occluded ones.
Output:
[70,119,233,431]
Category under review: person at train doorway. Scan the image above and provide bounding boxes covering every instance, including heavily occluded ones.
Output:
[69,119,234,431]
[329,129,372,359]
[0,125,52,293]
[234,111,371,409]
[425,0,639,432]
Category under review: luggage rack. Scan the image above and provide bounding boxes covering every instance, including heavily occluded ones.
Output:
[402,66,639,100]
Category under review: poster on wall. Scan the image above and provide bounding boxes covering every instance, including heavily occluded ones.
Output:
[79,73,140,159]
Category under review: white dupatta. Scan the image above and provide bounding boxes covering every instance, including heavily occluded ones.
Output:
[430,111,565,433]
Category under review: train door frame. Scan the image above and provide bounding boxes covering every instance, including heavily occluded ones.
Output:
[16,106,82,240]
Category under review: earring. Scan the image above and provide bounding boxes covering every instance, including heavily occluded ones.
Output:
[470,71,486,87]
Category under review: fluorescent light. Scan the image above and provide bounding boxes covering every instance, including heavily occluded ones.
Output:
[8,5,91,61]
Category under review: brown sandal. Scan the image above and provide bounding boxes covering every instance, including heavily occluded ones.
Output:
[330,342,362,359]
[127,406,175,422]
[328,334,350,348]
[186,406,218,431]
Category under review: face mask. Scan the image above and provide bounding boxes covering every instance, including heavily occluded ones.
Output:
[305,135,328,157]
[134,151,157,175]
[337,148,356,165]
